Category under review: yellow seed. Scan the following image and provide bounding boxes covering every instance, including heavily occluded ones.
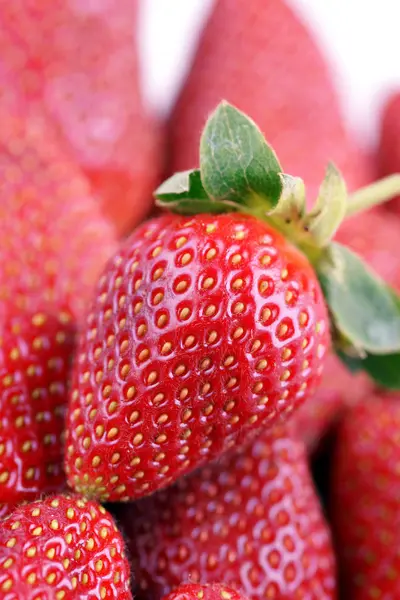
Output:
[281,268,288,280]
[205,305,216,317]
[206,248,217,260]
[282,348,292,360]
[157,314,168,327]
[233,302,244,314]
[157,414,169,424]
[152,246,162,258]
[1,579,12,592]
[6,538,16,548]
[175,280,188,292]
[107,427,119,440]
[281,369,291,381]
[153,267,164,281]
[224,355,234,367]
[232,278,243,290]
[231,253,242,265]
[26,546,37,558]
[129,410,140,423]
[137,323,147,337]
[147,371,158,384]
[46,548,56,559]
[133,433,144,446]
[176,236,187,249]
[95,560,103,572]
[86,538,95,551]
[175,364,186,376]
[153,292,163,305]
[206,224,216,234]
[180,388,189,400]
[278,323,289,337]
[126,386,136,400]
[50,520,59,530]
[256,359,268,371]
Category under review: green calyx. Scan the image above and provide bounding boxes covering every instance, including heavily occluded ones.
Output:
[155,101,400,389]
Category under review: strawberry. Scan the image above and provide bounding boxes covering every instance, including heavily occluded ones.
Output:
[377,92,400,211]
[65,211,330,502]
[289,352,372,453]
[168,0,370,199]
[122,425,336,599]
[0,494,132,599]
[0,105,117,511]
[65,102,400,502]
[331,395,400,598]
[0,0,163,236]
[161,583,249,600]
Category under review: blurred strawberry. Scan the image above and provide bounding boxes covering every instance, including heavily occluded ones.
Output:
[331,395,400,598]
[0,0,163,236]
[0,104,117,513]
[168,0,370,199]
[161,584,249,600]
[123,426,336,600]
[290,352,372,453]
[377,92,400,210]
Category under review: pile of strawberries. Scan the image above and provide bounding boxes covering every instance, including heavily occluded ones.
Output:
[1,1,400,599]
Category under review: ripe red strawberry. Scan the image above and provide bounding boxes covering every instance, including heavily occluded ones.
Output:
[0,494,132,599]
[290,210,400,452]
[377,92,400,211]
[289,352,372,453]
[122,425,336,599]
[65,212,330,502]
[169,0,370,198]
[0,0,163,236]
[331,395,400,598]
[161,583,249,600]
[0,105,117,511]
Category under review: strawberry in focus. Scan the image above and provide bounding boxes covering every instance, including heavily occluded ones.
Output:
[161,583,249,600]
[0,0,163,236]
[377,92,400,212]
[64,100,400,502]
[65,212,330,502]
[169,0,370,199]
[331,396,400,598]
[0,494,132,599]
[123,425,336,600]
[0,106,117,512]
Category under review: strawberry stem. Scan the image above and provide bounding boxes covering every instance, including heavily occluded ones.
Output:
[346,174,400,217]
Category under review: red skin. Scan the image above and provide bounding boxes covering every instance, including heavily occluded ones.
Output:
[162,584,249,600]
[290,352,372,453]
[378,93,400,211]
[289,210,400,452]
[65,213,330,502]
[169,0,370,200]
[122,425,336,600]
[0,107,117,509]
[0,494,132,599]
[0,0,163,236]
[331,396,400,598]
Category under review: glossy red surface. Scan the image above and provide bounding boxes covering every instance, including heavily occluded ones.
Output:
[162,583,249,600]
[124,426,336,599]
[332,397,400,598]
[0,494,132,599]
[65,213,330,502]
[0,0,163,235]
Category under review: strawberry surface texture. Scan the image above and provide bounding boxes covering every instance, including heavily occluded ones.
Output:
[65,213,330,502]
[169,0,370,199]
[0,494,132,599]
[161,583,250,600]
[331,396,400,598]
[378,92,400,212]
[0,104,117,514]
[0,0,163,236]
[123,425,336,599]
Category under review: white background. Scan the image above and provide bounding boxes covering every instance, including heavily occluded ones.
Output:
[139,0,400,149]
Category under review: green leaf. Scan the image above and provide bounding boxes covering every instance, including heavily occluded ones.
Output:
[268,174,306,220]
[305,163,347,247]
[337,350,400,390]
[317,242,400,354]
[200,101,283,209]
[155,169,235,215]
